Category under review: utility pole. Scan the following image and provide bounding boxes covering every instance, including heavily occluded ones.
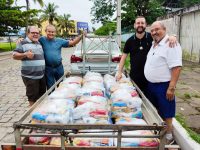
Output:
[117,0,121,48]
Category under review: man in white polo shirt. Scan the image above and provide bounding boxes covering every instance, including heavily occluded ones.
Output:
[144,21,182,142]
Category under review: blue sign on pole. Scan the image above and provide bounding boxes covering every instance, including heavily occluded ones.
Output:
[77,22,88,33]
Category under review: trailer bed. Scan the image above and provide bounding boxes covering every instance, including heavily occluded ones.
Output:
[1,73,180,150]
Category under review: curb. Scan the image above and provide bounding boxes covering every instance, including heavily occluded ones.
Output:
[173,118,200,150]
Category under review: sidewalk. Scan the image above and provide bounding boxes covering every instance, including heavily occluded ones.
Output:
[176,61,200,133]
[0,48,74,148]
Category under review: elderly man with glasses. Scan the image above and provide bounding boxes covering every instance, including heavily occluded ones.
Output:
[13,26,46,106]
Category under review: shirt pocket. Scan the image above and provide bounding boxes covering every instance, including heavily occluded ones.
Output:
[150,53,166,67]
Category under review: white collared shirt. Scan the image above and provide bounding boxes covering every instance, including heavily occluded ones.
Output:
[144,35,182,83]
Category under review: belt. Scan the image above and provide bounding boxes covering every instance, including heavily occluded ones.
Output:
[46,62,62,68]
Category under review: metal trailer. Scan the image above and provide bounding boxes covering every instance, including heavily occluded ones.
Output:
[1,72,180,150]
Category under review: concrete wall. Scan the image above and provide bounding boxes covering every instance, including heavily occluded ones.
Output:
[155,4,200,63]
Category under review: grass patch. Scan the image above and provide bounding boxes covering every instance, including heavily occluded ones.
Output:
[184,93,192,99]
[0,42,16,52]
[193,94,200,98]
[179,81,186,85]
[176,114,200,143]
[121,42,130,71]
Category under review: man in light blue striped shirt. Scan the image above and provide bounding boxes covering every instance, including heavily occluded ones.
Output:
[13,26,46,106]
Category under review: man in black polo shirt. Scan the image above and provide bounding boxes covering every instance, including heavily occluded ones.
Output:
[117,16,176,95]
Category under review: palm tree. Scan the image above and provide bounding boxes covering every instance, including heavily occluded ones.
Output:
[40,3,59,25]
[15,0,44,32]
[15,0,44,11]
[57,14,75,37]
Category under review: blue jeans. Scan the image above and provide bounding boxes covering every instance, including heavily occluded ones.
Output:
[45,64,64,89]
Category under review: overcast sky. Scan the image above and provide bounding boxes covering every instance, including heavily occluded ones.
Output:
[15,0,102,29]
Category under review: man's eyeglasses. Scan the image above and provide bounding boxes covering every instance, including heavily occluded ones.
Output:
[30,32,39,35]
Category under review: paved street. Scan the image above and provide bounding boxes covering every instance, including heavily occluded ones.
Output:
[0,48,74,148]
[0,47,200,148]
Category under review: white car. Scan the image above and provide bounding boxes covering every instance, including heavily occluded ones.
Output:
[70,37,122,74]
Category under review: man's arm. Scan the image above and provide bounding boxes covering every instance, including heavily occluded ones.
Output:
[166,66,182,100]
[13,50,34,60]
[116,53,128,80]
[68,35,83,46]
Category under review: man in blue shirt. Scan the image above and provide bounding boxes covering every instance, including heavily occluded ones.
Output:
[39,25,84,89]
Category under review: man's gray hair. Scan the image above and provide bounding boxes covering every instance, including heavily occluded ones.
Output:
[153,21,166,30]
[27,26,39,33]
[45,24,56,31]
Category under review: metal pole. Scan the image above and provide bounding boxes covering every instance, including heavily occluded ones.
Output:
[108,32,111,74]
[82,34,86,74]
[117,129,122,150]
[14,127,23,150]
[159,129,167,150]
[61,135,66,150]
[117,0,121,49]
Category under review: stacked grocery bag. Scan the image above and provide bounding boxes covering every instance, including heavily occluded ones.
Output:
[29,71,158,147]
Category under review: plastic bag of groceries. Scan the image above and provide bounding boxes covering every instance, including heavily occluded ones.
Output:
[83,81,105,91]
[73,130,114,146]
[111,109,143,119]
[63,76,82,85]
[103,74,117,97]
[58,82,81,90]
[111,89,142,108]
[45,110,71,124]
[77,96,108,106]
[48,88,77,100]
[50,137,69,146]
[114,130,159,147]
[110,83,137,97]
[74,117,111,124]
[73,102,108,120]
[31,99,74,123]
[77,87,104,97]
[115,118,147,125]
[29,130,50,145]
[84,72,103,83]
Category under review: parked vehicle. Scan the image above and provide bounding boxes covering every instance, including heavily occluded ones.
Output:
[70,36,122,74]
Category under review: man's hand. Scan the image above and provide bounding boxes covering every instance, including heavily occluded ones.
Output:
[25,50,34,59]
[16,38,24,44]
[82,30,87,37]
[116,72,122,81]
[166,87,175,101]
[166,35,177,48]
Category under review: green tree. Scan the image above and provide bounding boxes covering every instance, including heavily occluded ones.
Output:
[40,3,59,25]
[57,14,75,37]
[181,0,200,7]
[0,0,38,36]
[90,0,165,31]
[94,21,116,35]
[15,0,43,31]
[90,0,116,23]
[15,0,44,10]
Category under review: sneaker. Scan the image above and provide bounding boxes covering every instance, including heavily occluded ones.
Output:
[166,138,175,145]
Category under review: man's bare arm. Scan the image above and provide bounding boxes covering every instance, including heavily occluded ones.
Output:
[166,66,182,100]
[116,53,128,80]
